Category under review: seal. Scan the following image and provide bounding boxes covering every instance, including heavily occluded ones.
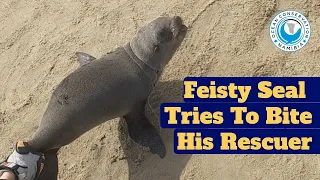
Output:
[27,16,187,179]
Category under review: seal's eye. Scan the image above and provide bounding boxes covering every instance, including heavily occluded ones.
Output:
[159,29,173,42]
[154,45,160,53]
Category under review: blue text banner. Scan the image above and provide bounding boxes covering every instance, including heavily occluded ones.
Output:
[174,129,320,154]
[184,77,320,103]
[161,103,318,129]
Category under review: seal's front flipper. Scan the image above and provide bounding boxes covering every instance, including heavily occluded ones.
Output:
[124,101,166,158]
[75,52,96,66]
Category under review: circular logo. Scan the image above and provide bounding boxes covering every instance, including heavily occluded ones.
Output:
[269,10,311,52]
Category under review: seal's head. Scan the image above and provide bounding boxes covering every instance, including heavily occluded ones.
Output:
[130,16,187,72]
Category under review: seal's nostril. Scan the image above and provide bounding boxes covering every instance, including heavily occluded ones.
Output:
[180,25,188,32]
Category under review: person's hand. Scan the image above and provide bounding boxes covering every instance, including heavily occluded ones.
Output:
[0,141,45,180]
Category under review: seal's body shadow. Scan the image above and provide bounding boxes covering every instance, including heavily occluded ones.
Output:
[119,80,191,180]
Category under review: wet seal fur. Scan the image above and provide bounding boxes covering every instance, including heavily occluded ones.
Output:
[27,16,187,179]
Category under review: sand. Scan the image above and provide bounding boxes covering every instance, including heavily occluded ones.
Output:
[1,0,320,179]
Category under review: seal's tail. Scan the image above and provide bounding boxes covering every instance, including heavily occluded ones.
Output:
[38,148,59,180]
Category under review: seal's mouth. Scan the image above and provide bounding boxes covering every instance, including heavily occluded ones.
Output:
[171,16,187,38]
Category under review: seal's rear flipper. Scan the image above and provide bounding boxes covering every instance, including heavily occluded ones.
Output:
[38,148,59,180]
[75,52,96,66]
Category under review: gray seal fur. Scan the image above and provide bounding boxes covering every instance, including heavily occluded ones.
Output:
[27,16,187,178]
